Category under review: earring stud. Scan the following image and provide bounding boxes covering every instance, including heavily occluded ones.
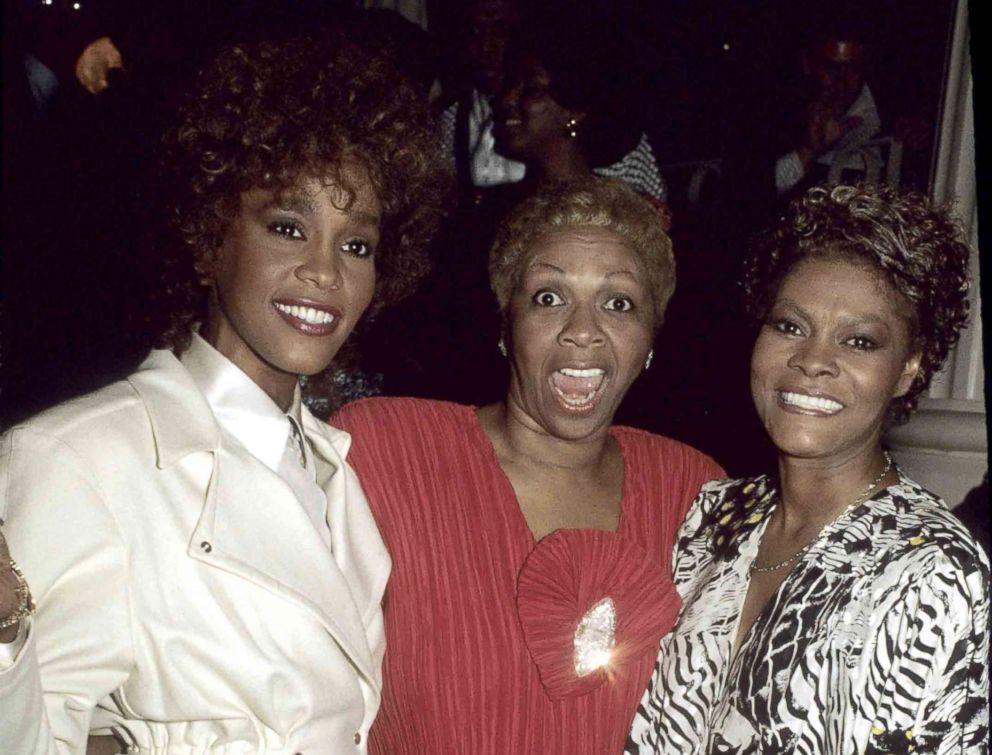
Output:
[563,117,579,139]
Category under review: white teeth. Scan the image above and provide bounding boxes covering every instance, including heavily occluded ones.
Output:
[562,391,596,405]
[552,386,596,409]
[558,368,606,378]
[780,391,844,413]
[553,386,597,407]
[275,303,334,325]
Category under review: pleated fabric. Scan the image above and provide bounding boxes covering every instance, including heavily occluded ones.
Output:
[332,397,724,755]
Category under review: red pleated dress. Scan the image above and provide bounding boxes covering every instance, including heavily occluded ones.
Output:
[332,397,724,754]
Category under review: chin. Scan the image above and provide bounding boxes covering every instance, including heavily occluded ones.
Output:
[275,348,341,379]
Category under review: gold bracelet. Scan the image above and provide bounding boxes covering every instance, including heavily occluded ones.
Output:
[0,559,36,630]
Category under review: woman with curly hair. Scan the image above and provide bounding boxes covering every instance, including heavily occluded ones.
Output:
[0,30,442,754]
[629,184,989,754]
[334,177,722,753]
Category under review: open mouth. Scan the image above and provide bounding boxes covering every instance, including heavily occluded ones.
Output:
[778,390,844,415]
[549,367,607,413]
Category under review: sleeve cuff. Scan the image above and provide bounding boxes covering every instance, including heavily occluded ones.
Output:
[0,619,29,668]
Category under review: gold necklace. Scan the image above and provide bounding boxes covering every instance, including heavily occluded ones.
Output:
[750,452,893,574]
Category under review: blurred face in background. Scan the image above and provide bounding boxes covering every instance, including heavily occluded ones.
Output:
[806,38,865,113]
[494,57,579,162]
[468,0,517,95]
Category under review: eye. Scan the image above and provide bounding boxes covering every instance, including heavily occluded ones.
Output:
[771,318,804,337]
[845,335,877,351]
[268,220,305,240]
[604,295,634,312]
[533,289,565,307]
[342,238,374,258]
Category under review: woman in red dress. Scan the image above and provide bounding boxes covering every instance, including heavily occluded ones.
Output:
[334,178,723,753]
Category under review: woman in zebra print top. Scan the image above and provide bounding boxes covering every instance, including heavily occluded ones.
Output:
[628,184,988,754]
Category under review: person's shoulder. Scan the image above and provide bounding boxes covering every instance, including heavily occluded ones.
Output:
[865,475,990,587]
[5,373,147,448]
[691,475,772,515]
[3,349,201,462]
[612,425,726,477]
[332,396,474,436]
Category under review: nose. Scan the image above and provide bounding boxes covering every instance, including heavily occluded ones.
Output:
[787,336,839,377]
[295,244,342,290]
[557,305,606,349]
[498,79,521,111]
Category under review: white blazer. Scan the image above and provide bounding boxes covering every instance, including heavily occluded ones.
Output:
[0,349,391,754]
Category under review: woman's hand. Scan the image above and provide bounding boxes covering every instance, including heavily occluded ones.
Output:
[802,99,863,160]
[0,529,23,643]
[75,37,124,95]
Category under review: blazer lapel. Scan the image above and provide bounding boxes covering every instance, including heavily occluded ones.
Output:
[304,413,391,627]
[129,350,380,687]
[189,445,380,687]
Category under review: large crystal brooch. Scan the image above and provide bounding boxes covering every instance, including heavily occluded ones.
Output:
[573,597,616,677]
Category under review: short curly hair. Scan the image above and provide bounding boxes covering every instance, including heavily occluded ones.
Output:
[489,177,675,329]
[149,30,445,360]
[743,184,971,424]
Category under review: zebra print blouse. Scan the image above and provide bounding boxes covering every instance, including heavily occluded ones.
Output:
[627,473,989,754]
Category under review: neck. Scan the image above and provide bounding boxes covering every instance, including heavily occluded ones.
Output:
[529,141,592,184]
[199,316,298,413]
[482,400,612,475]
[775,447,892,532]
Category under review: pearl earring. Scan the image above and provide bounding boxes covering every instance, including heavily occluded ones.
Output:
[498,338,508,357]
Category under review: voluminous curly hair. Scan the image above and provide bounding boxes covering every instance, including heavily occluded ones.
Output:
[743,184,971,425]
[149,29,445,358]
[489,177,675,328]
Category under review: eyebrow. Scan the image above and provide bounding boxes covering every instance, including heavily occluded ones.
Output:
[268,194,317,215]
[264,196,381,228]
[347,210,382,227]
[774,298,892,327]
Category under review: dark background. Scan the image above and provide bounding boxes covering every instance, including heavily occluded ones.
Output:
[1,0,981,477]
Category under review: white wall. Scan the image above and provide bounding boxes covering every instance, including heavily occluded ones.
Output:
[886,0,987,507]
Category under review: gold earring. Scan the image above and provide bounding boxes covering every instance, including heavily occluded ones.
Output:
[563,117,579,139]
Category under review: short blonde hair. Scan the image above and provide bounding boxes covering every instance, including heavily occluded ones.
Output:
[488,178,675,328]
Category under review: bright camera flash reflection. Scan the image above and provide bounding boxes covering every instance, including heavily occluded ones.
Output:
[573,597,617,677]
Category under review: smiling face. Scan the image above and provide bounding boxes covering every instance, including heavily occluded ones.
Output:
[750,255,921,467]
[200,173,380,407]
[494,57,579,162]
[505,226,655,441]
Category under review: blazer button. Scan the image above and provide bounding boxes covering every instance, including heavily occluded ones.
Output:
[200,541,212,553]
[354,732,362,745]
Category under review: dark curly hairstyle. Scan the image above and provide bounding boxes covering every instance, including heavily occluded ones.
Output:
[743,184,971,425]
[148,30,446,379]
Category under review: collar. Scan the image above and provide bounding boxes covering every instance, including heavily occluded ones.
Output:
[181,333,297,473]
[127,337,354,469]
